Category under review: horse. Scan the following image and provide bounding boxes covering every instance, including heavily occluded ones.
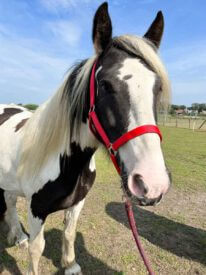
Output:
[0,2,171,274]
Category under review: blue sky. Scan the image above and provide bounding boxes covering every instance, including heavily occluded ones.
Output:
[0,0,205,106]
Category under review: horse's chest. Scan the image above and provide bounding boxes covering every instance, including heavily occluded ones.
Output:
[30,143,96,221]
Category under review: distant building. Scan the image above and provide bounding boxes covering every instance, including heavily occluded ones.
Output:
[175,109,185,115]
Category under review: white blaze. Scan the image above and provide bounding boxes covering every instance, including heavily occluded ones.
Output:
[118,58,170,199]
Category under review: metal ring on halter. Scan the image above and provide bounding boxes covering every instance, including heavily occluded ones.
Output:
[108,144,116,156]
[89,105,95,113]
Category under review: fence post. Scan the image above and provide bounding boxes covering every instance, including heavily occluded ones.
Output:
[193,117,196,132]
[176,116,178,127]
[189,118,191,129]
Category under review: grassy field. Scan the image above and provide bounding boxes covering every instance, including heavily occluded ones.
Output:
[0,127,206,274]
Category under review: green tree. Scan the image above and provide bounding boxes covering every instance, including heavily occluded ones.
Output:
[179,105,186,110]
[191,103,199,111]
[24,104,38,111]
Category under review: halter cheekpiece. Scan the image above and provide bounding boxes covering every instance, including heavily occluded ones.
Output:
[89,60,162,174]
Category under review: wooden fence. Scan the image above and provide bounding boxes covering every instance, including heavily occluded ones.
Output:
[158,115,206,131]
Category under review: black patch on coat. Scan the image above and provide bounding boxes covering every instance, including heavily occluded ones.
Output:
[15,118,28,132]
[93,46,131,143]
[0,108,23,126]
[31,143,96,221]
[0,188,6,220]
[123,74,132,80]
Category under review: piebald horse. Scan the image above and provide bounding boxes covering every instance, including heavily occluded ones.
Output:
[0,2,171,274]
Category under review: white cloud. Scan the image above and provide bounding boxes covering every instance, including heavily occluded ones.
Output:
[40,0,97,12]
[0,27,75,104]
[46,20,82,46]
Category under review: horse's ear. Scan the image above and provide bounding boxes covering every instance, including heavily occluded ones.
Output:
[144,11,164,49]
[92,2,112,54]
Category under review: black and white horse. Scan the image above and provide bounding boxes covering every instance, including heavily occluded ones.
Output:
[0,2,171,274]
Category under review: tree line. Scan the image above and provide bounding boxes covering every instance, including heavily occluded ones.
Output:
[19,102,206,114]
[170,103,206,113]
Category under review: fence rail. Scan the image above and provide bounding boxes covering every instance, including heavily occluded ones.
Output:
[158,115,206,131]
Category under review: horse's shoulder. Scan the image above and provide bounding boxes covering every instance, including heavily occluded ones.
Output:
[30,145,96,220]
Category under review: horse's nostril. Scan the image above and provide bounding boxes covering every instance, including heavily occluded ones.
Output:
[133,174,148,195]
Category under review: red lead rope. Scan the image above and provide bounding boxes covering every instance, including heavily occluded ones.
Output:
[125,200,155,275]
[89,60,160,274]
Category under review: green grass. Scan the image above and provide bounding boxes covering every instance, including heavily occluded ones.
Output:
[160,127,206,191]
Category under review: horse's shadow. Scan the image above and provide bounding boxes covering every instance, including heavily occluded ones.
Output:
[0,221,22,275]
[0,220,120,274]
[105,202,206,266]
[44,229,120,275]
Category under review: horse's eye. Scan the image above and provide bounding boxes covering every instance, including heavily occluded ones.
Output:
[99,80,114,94]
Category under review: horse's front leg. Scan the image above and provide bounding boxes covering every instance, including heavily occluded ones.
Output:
[4,191,28,247]
[27,206,45,275]
[62,199,85,275]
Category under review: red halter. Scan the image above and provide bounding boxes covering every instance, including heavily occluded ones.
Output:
[89,60,162,174]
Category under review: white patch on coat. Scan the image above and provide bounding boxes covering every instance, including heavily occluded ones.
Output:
[118,58,170,199]
[21,152,62,197]
[0,106,6,115]
[0,105,32,194]
[89,155,96,172]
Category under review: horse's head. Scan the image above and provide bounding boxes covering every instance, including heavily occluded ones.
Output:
[90,3,171,206]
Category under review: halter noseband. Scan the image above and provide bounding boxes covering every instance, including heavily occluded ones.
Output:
[89,60,162,174]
